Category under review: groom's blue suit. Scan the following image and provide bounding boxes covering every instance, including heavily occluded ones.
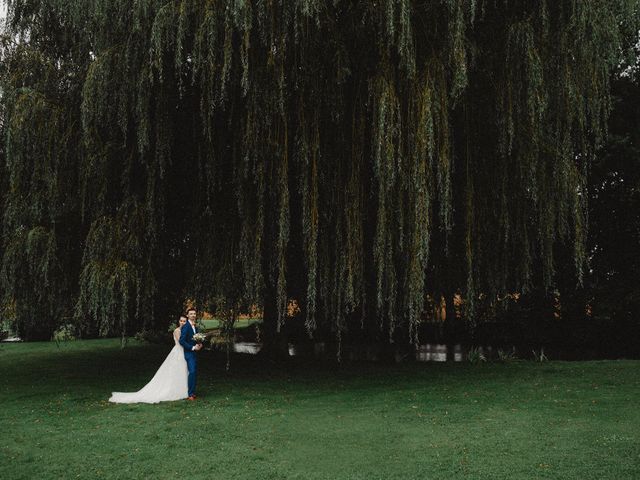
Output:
[179,322,198,397]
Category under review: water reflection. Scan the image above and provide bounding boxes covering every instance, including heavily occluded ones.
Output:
[416,344,463,362]
[232,342,463,362]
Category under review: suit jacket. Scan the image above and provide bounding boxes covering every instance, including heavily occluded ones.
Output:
[179,321,197,354]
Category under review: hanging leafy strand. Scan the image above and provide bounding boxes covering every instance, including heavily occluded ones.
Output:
[0,35,82,339]
[75,209,143,337]
[1,0,637,349]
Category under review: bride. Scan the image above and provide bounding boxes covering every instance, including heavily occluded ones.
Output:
[109,315,189,403]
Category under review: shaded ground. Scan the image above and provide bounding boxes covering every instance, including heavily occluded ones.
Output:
[1,339,639,479]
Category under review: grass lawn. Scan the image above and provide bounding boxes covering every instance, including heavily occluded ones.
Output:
[1,340,639,479]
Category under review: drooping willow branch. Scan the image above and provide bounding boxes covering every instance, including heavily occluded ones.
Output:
[1,0,637,346]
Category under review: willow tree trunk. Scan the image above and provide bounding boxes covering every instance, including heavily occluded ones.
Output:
[259,283,290,360]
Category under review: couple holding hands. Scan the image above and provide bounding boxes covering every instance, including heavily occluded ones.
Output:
[109,308,205,404]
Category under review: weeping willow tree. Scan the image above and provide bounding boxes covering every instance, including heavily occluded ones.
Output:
[1,1,638,354]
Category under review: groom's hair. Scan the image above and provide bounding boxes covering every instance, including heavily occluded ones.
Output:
[187,307,196,314]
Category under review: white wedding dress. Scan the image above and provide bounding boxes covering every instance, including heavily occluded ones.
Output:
[109,328,188,403]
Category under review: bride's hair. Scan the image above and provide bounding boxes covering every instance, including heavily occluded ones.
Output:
[178,315,187,324]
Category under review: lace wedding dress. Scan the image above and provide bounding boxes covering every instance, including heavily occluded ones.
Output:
[109,328,188,403]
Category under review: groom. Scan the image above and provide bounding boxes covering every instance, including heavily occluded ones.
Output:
[179,307,202,400]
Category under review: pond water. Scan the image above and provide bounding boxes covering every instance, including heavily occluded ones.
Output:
[416,344,464,362]
[233,342,464,361]
[0,337,22,343]
[233,342,262,354]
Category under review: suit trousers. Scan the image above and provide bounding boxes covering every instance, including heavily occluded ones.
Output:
[184,351,197,396]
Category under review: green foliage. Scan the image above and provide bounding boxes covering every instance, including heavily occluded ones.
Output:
[1,0,639,350]
[133,328,168,345]
[467,346,487,364]
[497,347,518,363]
[0,318,10,340]
[52,323,76,345]
[585,76,640,322]
[532,348,549,362]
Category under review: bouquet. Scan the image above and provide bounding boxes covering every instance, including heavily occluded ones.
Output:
[193,332,207,344]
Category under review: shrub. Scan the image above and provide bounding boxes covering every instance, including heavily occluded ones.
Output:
[532,348,548,362]
[497,347,517,363]
[467,346,486,364]
[52,324,77,346]
[134,329,169,344]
